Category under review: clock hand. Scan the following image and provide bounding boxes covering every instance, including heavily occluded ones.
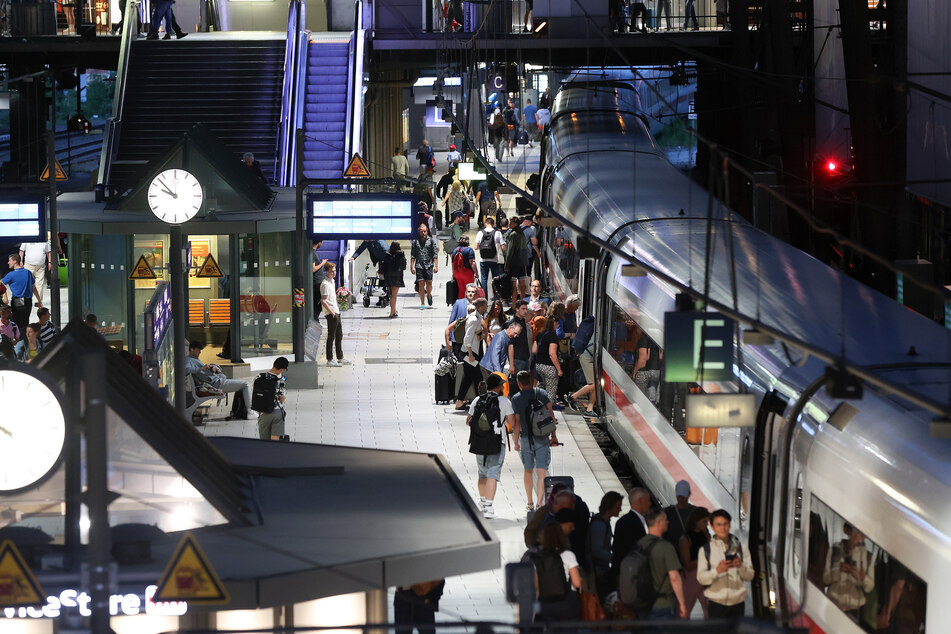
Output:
[158,179,178,199]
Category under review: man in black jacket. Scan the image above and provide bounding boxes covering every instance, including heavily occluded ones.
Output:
[611,487,652,578]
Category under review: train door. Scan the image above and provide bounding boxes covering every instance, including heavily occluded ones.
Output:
[590,252,613,408]
[749,389,788,619]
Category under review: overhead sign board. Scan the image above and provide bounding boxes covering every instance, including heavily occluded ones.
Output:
[154,533,229,604]
[0,198,46,242]
[306,193,418,240]
[489,74,505,93]
[664,311,735,382]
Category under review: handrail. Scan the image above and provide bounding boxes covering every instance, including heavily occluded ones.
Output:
[276,0,306,186]
[344,0,366,167]
[96,0,139,196]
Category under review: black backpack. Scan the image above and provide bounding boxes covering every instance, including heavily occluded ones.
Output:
[229,389,248,420]
[479,228,498,259]
[468,392,503,455]
[617,538,660,609]
[530,551,569,601]
[251,372,280,413]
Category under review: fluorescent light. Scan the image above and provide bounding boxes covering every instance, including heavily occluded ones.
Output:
[686,393,756,428]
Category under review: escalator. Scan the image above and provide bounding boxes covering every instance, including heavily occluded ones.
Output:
[301,37,352,180]
[105,35,286,192]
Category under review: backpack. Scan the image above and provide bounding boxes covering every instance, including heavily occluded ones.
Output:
[452,248,466,272]
[506,226,527,261]
[229,389,249,420]
[468,392,503,455]
[529,388,557,437]
[530,551,570,601]
[251,372,280,413]
[572,315,595,353]
[479,228,498,259]
[452,317,467,342]
[618,538,660,609]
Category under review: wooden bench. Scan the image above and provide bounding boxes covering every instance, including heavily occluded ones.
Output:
[209,298,230,325]
[188,299,205,326]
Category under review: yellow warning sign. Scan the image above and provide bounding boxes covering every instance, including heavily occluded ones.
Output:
[129,254,157,280]
[0,540,46,608]
[195,253,223,278]
[343,153,371,178]
[40,158,69,181]
[154,532,229,604]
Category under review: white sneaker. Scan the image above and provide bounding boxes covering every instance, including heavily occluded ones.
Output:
[339,359,352,365]
[327,360,342,367]
[483,506,496,519]
[478,498,486,512]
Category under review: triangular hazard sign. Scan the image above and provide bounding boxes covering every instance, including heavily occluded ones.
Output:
[40,158,69,181]
[195,253,223,278]
[154,533,229,604]
[343,153,371,178]
[0,540,46,608]
[128,254,157,280]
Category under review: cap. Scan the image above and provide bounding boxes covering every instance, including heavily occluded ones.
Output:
[553,508,575,524]
[675,480,691,498]
[452,211,465,219]
[566,294,580,305]
[450,144,456,150]
[486,373,505,390]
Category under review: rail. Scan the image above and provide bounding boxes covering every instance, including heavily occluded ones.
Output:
[344,0,366,166]
[0,123,105,172]
[96,0,139,196]
[276,0,308,186]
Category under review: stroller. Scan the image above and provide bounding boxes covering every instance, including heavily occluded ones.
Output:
[359,263,389,308]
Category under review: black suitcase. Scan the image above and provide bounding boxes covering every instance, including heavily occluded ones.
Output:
[435,371,454,404]
[446,279,459,305]
[544,442,573,496]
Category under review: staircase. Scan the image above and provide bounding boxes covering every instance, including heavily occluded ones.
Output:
[301,39,351,180]
[108,36,286,190]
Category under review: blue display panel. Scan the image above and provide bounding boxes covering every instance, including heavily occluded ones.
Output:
[306,193,418,240]
[0,197,46,242]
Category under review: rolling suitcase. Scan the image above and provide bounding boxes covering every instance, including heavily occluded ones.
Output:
[446,278,459,305]
[435,346,456,404]
[544,442,574,497]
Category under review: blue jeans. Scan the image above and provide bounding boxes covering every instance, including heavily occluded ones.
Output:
[480,260,503,298]
[684,0,699,29]
[648,606,678,620]
[151,0,174,34]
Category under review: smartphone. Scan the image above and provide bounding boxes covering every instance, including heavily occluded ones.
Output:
[725,553,737,562]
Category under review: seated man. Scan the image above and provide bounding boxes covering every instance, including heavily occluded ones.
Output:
[185,340,253,417]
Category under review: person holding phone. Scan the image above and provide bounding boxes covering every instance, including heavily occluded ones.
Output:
[696,509,755,619]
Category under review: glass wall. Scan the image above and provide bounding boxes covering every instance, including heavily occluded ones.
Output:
[71,233,131,348]
[239,232,293,359]
[132,233,169,355]
[808,496,927,633]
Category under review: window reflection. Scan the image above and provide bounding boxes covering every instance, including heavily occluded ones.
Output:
[809,496,927,633]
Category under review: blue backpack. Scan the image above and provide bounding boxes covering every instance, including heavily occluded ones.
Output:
[572,315,595,353]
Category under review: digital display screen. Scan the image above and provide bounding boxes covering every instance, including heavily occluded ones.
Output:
[152,283,172,349]
[306,193,418,240]
[0,198,46,241]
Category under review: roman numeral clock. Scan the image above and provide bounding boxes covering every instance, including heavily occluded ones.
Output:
[147,169,203,224]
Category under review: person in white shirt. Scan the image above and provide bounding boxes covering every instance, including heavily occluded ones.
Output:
[697,509,755,619]
[466,373,515,519]
[475,216,506,299]
[19,240,51,303]
[821,522,875,617]
[320,262,351,368]
[455,297,488,410]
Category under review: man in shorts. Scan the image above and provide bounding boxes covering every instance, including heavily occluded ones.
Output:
[511,370,559,511]
[467,373,516,519]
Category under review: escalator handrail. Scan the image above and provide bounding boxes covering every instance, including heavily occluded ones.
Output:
[97,0,139,193]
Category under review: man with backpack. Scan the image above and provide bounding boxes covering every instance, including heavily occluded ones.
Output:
[253,357,289,440]
[504,219,531,303]
[510,370,559,512]
[466,373,515,519]
[415,139,435,175]
[696,509,754,619]
[475,217,505,299]
[621,509,688,619]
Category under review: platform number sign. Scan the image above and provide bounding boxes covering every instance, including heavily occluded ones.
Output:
[663,312,735,382]
[489,74,505,93]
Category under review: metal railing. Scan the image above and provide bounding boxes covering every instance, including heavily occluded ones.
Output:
[276,0,308,186]
[344,0,367,167]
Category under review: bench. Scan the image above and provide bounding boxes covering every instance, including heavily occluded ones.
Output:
[188,299,205,326]
[209,298,230,325]
[183,373,225,424]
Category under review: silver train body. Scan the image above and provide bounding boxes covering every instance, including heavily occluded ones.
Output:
[537,80,951,632]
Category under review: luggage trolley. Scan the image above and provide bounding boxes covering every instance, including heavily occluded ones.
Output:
[359,263,389,308]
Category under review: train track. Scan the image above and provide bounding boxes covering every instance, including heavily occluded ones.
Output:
[0,123,106,172]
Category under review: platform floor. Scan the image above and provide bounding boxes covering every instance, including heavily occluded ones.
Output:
[200,142,626,622]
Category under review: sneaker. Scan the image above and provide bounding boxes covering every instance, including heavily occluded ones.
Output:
[526,503,535,513]
[482,506,496,519]
[176,31,188,39]
[478,498,486,512]
[327,360,342,367]
[146,32,158,39]
[427,294,433,306]
[162,33,171,40]
[339,359,352,365]
[420,304,426,310]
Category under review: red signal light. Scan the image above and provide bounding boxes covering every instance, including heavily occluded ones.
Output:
[826,161,837,173]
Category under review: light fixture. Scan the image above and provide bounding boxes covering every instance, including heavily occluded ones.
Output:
[534,21,548,33]
[825,365,863,400]
[826,402,858,432]
[686,393,756,428]
[743,328,775,346]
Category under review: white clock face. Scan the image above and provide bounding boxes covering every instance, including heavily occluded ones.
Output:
[148,169,203,224]
[0,369,67,494]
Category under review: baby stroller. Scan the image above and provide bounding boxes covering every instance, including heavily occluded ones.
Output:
[359,263,389,308]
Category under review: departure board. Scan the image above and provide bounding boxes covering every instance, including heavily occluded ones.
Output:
[0,198,45,241]
[306,193,418,240]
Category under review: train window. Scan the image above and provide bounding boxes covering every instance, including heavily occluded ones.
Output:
[551,227,579,293]
[808,496,927,633]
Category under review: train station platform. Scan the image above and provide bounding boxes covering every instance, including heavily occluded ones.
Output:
[200,144,626,623]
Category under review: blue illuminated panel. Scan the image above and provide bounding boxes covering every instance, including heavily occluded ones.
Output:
[306,193,418,240]
[0,198,46,241]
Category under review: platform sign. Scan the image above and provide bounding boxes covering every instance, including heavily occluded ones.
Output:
[663,311,735,382]
[129,254,157,280]
[306,193,418,240]
[489,74,505,93]
[0,540,46,608]
[154,533,229,604]
[343,153,371,178]
[195,254,223,278]
[40,158,68,181]
[0,198,46,242]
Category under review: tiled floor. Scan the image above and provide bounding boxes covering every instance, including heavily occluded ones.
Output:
[200,143,626,622]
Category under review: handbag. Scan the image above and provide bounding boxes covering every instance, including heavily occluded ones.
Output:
[558,337,571,357]
[435,355,456,377]
[579,590,605,621]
